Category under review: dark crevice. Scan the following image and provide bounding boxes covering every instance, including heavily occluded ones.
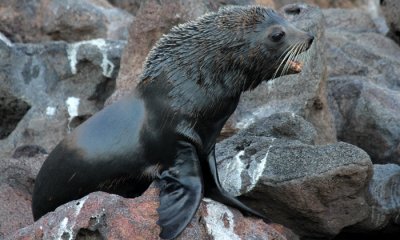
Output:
[76,228,104,240]
[12,145,47,158]
[88,77,116,109]
[0,91,31,139]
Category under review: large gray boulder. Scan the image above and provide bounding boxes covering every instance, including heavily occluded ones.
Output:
[216,112,373,239]
[355,164,400,232]
[325,8,400,164]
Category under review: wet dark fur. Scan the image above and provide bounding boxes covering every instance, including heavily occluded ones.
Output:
[32,6,313,240]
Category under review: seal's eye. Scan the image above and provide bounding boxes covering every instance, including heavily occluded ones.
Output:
[270,31,285,42]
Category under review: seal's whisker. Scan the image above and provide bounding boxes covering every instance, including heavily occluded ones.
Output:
[276,44,295,64]
[281,43,300,77]
[273,45,294,79]
[273,44,297,79]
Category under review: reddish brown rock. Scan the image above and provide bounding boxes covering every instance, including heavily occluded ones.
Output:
[0,0,133,43]
[0,155,44,238]
[7,184,296,240]
[107,0,142,15]
[0,184,33,239]
[273,0,369,9]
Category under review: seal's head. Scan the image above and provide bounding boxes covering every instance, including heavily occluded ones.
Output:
[140,5,314,102]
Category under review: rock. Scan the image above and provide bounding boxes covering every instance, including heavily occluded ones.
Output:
[107,0,142,15]
[0,36,124,235]
[216,112,373,238]
[0,0,133,43]
[355,164,400,232]
[325,8,400,164]
[0,155,44,238]
[107,0,275,104]
[6,185,296,240]
[223,4,336,144]
[323,8,379,33]
[380,0,400,44]
[328,77,400,164]
[273,0,371,9]
[0,37,125,158]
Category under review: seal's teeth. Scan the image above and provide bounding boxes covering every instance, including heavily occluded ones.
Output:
[289,60,303,73]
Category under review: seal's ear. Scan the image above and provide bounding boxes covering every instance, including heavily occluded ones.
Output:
[157,141,203,240]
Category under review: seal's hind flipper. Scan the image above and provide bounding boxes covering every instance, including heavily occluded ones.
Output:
[157,141,203,240]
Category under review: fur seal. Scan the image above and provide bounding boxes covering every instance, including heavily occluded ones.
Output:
[32,5,314,239]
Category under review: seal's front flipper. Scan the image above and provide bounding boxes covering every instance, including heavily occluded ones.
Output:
[205,146,271,222]
[157,141,203,240]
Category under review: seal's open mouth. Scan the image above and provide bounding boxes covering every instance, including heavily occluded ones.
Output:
[288,60,303,73]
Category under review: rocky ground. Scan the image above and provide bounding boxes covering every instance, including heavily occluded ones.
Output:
[1,0,400,239]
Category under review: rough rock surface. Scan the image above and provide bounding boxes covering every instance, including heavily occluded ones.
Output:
[7,185,296,240]
[273,0,372,9]
[355,164,400,231]
[325,8,400,164]
[107,0,143,15]
[0,155,43,238]
[0,0,133,43]
[217,112,373,238]
[0,36,125,158]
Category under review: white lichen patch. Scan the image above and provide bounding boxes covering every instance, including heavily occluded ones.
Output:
[203,198,241,240]
[66,97,80,132]
[66,97,80,121]
[0,32,13,46]
[67,39,115,77]
[235,104,287,130]
[46,106,56,116]
[56,217,69,240]
[235,115,256,129]
[221,150,245,196]
[246,140,275,192]
[54,196,88,240]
